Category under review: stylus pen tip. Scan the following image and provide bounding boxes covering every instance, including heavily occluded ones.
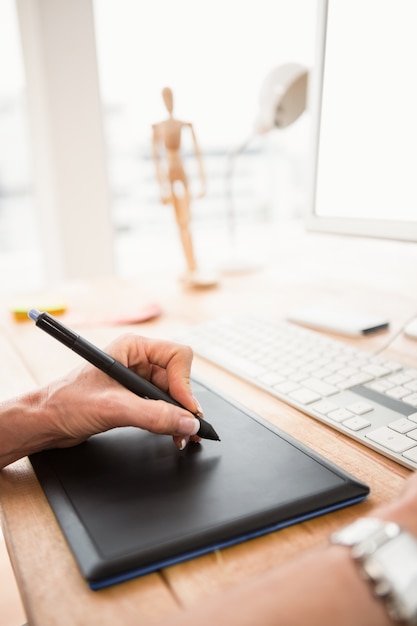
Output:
[198,419,221,441]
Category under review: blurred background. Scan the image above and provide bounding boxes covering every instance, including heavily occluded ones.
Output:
[0,7,315,617]
[0,0,316,293]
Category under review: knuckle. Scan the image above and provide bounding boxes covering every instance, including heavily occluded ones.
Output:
[149,401,175,433]
[176,342,193,361]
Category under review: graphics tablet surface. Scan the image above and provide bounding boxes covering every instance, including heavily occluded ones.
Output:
[30,379,369,590]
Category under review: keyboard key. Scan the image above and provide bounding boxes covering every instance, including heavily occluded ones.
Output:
[361,364,390,377]
[343,416,371,431]
[274,381,300,395]
[403,446,417,462]
[353,372,376,385]
[338,367,359,378]
[288,371,309,383]
[311,357,332,368]
[328,408,354,423]
[404,379,417,392]
[387,372,415,385]
[348,358,369,369]
[389,418,417,434]
[403,393,417,407]
[323,373,346,385]
[203,348,266,378]
[346,401,373,415]
[257,372,285,387]
[385,386,410,400]
[309,367,333,380]
[302,377,339,397]
[299,362,319,374]
[288,388,321,405]
[311,400,339,415]
[365,379,394,393]
[325,360,347,373]
[276,366,297,377]
[382,360,403,373]
[338,373,374,389]
[366,427,417,453]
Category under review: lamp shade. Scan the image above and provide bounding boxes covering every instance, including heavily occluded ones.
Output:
[255,63,308,134]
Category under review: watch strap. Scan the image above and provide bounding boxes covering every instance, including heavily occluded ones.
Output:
[331,518,417,625]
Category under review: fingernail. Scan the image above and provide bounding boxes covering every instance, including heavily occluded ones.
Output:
[193,397,204,417]
[178,416,200,436]
[179,437,189,450]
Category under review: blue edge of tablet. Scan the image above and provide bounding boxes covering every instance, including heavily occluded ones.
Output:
[89,493,367,590]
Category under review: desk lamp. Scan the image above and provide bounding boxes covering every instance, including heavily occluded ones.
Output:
[224,63,308,272]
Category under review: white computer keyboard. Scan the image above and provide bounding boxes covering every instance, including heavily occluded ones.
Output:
[179,315,417,470]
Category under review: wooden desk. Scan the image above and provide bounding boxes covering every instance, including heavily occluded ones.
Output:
[0,223,415,625]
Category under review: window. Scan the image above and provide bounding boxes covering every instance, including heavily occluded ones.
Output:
[0,0,42,292]
[93,0,316,274]
[0,0,317,291]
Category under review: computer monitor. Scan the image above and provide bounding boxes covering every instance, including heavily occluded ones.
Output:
[305,0,417,241]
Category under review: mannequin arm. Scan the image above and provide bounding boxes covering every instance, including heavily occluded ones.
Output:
[188,123,206,197]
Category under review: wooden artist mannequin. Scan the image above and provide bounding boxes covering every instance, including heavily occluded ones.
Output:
[151,87,218,287]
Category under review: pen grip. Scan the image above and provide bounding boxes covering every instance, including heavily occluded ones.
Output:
[72,337,114,371]
[32,311,219,439]
[107,361,183,409]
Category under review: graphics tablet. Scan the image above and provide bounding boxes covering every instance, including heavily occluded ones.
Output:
[30,378,369,590]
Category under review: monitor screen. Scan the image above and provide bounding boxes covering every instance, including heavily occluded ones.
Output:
[305,0,417,241]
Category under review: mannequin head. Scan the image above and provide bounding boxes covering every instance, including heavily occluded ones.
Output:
[162,87,174,115]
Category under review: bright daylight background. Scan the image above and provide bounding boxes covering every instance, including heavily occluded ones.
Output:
[0,0,317,293]
[315,0,417,223]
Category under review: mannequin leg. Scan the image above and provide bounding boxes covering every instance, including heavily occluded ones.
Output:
[172,191,197,273]
[170,184,219,288]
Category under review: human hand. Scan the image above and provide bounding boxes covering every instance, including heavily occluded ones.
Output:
[35,333,202,453]
[373,470,417,537]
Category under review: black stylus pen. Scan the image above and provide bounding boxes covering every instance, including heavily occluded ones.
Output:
[28,309,220,442]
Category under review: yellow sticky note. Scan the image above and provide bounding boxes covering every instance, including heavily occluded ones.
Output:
[11,304,67,322]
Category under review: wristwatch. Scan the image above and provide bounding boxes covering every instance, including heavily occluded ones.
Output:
[330,518,417,624]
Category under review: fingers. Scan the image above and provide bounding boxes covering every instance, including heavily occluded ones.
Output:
[100,334,204,446]
[143,338,194,400]
[123,396,202,449]
[106,334,200,415]
[373,471,417,537]
[173,433,202,451]
[174,435,189,450]
[114,395,200,437]
[112,393,202,450]
[177,414,200,436]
